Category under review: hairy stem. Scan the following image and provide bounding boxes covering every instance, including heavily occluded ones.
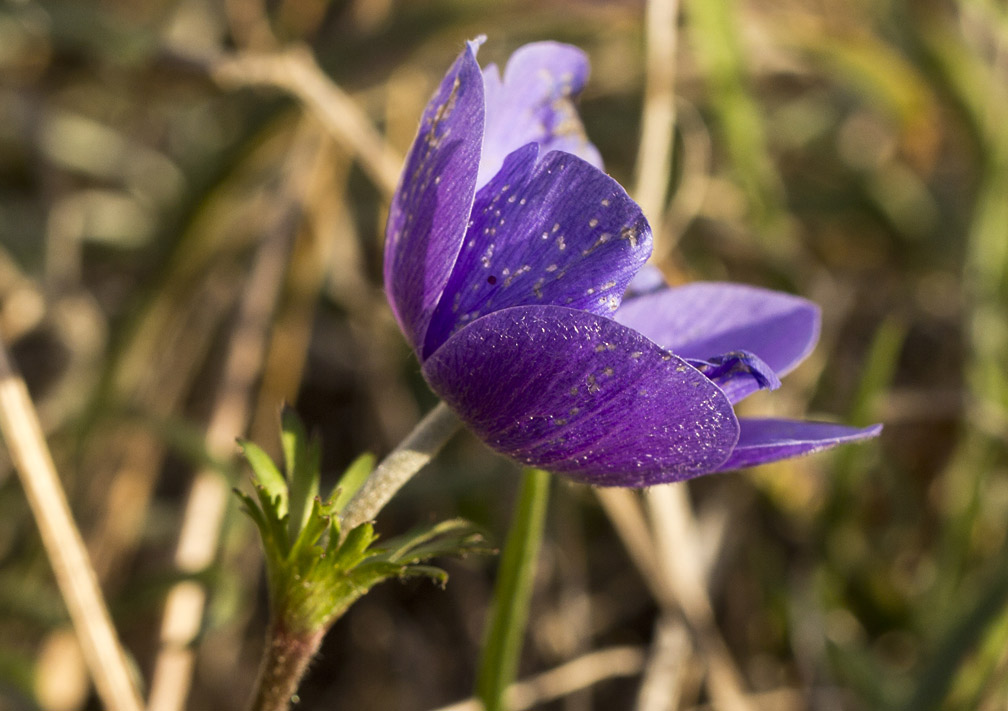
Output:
[340,402,460,531]
[248,618,325,711]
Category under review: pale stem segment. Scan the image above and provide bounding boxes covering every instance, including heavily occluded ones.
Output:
[340,401,461,531]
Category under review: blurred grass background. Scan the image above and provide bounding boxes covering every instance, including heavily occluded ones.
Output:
[0,0,1006,709]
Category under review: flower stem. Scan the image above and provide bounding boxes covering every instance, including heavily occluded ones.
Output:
[476,467,551,711]
[340,401,460,531]
[248,618,325,711]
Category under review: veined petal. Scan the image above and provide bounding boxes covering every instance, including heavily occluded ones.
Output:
[479,42,603,188]
[423,148,651,358]
[715,419,883,472]
[384,41,485,354]
[422,305,739,487]
[616,283,821,379]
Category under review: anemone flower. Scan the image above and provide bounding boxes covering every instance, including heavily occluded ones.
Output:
[384,39,880,487]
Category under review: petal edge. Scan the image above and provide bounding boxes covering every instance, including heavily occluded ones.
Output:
[384,43,486,354]
[715,418,882,472]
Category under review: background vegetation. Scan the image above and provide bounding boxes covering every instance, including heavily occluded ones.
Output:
[0,0,1006,709]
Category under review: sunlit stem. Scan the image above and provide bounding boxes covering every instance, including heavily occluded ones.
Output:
[476,467,551,711]
[339,402,460,531]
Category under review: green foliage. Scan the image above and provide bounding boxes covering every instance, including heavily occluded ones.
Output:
[235,411,490,635]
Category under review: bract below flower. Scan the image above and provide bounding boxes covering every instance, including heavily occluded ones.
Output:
[384,39,880,487]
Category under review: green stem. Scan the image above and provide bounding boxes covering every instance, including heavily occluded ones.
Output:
[247,616,325,711]
[475,468,551,711]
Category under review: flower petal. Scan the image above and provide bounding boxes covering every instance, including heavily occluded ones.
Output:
[478,42,603,188]
[423,148,652,358]
[623,263,666,298]
[422,305,738,486]
[687,350,780,403]
[714,418,882,471]
[616,282,821,378]
[384,41,486,353]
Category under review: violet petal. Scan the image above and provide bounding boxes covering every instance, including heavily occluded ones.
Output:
[423,148,651,357]
[714,418,883,472]
[479,42,603,188]
[384,42,485,354]
[623,263,666,298]
[616,283,821,380]
[687,350,781,403]
[422,305,739,487]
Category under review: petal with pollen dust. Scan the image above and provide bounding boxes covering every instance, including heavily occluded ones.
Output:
[714,419,883,472]
[422,305,739,487]
[479,42,602,188]
[423,147,651,358]
[384,41,485,354]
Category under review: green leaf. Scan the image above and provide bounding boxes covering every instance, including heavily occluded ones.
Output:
[397,564,449,587]
[234,488,269,536]
[332,452,375,512]
[235,409,491,639]
[287,497,329,564]
[333,522,376,571]
[238,439,287,517]
[384,518,493,563]
[282,407,321,543]
[255,482,291,547]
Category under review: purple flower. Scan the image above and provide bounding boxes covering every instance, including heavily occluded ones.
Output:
[384,39,880,487]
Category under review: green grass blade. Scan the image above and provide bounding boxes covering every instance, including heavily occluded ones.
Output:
[904,556,1008,711]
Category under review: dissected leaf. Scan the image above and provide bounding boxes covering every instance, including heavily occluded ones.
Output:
[236,410,490,635]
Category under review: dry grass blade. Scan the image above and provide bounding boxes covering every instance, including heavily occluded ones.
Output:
[0,340,144,711]
[594,488,668,605]
[647,485,755,711]
[211,46,403,198]
[431,646,646,711]
[597,487,756,711]
[633,0,681,232]
[636,615,691,711]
